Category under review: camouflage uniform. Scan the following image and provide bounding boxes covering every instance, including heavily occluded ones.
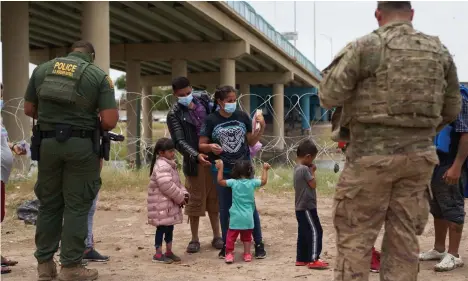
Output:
[319,21,461,281]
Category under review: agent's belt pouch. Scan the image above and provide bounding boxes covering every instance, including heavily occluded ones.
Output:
[55,124,73,143]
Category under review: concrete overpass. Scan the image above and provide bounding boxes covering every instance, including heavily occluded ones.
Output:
[1,1,322,159]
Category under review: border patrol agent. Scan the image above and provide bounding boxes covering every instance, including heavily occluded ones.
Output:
[319,2,461,281]
[24,41,119,281]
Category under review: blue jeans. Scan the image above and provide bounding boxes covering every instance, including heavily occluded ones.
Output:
[213,171,263,245]
[86,195,98,249]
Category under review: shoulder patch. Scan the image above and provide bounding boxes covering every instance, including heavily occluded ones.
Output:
[106,76,114,89]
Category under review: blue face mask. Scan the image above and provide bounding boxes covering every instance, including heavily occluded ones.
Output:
[0,100,3,110]
[178,93,193,107]
[224,102,237,114]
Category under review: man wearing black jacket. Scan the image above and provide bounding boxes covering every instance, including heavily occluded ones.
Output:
[167,77,223,253]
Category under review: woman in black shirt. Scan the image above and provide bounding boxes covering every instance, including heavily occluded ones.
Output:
[199,86,267,259]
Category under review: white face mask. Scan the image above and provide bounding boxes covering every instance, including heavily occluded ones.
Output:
[177,93,193,107]
[0,100,3,110]
[223,102,237,113]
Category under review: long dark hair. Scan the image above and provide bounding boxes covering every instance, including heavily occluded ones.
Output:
[212,85,237,113]
[231,160,254,179]
[149,138,175,177]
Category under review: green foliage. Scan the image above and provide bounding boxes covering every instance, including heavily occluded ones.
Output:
[115,74,126,90]
[113,75,173,111]
[151,87,173,111]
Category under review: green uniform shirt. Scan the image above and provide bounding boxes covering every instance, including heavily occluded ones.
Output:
[24,52,117,131]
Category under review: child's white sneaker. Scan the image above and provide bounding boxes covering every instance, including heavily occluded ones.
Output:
[434,253,464,272]
[419,248,446,261]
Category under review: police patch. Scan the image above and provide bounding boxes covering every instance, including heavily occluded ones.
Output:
[106,76,114,89]
[52,61,78,78]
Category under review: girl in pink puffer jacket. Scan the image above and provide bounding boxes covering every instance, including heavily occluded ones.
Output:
[148,138,189,264]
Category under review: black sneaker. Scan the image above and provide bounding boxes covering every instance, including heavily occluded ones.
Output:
[218,246,226,259]
[255,242,267,259]
[83,248,110,262]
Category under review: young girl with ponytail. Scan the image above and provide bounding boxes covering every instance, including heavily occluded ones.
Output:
[147,138,189,264]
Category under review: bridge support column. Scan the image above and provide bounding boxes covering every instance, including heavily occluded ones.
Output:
[273,84,285,151]
[300,94,311,133]
[126,60,141,162]
[142,86,153,164]
[250,94,259,118]
[1,1,30,174]
[315,105,322,121]
[171,60,187,79]
[321,107,327,121]
[310,105,316,122]
[220,59,235,87]
[1,1,29,141]
[239,84,250,114]
[82,1,110,74]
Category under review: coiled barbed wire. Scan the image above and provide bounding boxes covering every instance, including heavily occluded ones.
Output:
[1,90,344,180]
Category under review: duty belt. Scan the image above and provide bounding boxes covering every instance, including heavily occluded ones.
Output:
[40,130,93,139]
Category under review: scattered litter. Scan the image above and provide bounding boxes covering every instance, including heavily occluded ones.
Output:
[16,199,40,225]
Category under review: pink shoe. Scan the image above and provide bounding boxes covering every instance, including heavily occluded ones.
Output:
[225,252,234,264]
[243,253,252,262]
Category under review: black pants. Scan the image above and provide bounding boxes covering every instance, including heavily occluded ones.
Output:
[155,225,174,249]
[430,162,466,225]
[296,209,323,262]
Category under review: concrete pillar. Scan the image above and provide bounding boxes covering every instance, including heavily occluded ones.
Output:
[250,94,259,118]
[1,2,30,173]
[206,84,217,95]
[1,1,29,141]
[315,105,322,121]
[321,107,327,121]
[273,84,285,151]
[239,84,250,114]
[220,59,235,87]
[142,86,153,163]
[81,1,110,74]
[300,94,311,131]
[50,48,68,60]
[171,60,187,79]
[126,60,141,162]
[310,105,316,121]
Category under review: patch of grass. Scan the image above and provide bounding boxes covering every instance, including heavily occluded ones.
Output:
[4,165,339,215]
[110,122,169,161]
[4,176,37,219]
[259,166,338,196]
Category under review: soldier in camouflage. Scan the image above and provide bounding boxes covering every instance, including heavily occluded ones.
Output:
[319,2,461,281]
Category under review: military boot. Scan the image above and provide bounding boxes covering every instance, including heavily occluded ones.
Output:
[37,259,58,281]
[57,264,98,281]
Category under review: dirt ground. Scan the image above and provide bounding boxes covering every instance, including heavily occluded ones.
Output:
[1,193,467,281]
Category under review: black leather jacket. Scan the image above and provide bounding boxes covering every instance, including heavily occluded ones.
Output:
[167,93,212,177]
